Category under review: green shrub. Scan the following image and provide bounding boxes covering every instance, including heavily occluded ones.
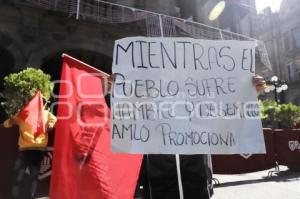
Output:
[259,99,277,119]
[259,99,277,128]
[259,100,300,129]
[274,103,300,129]
[1,68,53,117]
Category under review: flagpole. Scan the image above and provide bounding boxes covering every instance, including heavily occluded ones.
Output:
[159,14,184,199]
[61,53,112,82]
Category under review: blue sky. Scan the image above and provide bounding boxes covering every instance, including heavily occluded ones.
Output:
[256,0,283,13]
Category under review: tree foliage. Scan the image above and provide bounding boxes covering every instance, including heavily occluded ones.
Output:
[1,68,53,117]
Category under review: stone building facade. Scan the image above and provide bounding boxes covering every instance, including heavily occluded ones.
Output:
[0,0,258,121]
[0,0,257,77]
[254,0,300,104]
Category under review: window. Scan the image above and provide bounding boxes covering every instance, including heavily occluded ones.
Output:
[292,27,300,48]
[135,0,145,10]
[288,64,296,82]
[284,32,291,51]
[265,40,273,59]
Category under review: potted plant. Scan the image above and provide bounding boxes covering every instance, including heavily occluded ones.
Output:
[259,99,277,128]
[274,103,300,129]
[1,67,53,117]
[259,100,300,129]
[265,102,300,171]
[260,100,300,170]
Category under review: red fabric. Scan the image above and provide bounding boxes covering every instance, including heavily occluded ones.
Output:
[50,56,143,199]
[17,91,46,138]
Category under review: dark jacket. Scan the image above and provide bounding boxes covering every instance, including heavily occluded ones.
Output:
[136,154,213,199]
[107,94,213,199]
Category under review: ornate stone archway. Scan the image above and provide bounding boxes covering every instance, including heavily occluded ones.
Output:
[0,46,16,122]
[27,40,113,68]
[40,47,112,115]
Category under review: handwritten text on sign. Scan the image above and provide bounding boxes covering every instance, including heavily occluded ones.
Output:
[111,37,265,154]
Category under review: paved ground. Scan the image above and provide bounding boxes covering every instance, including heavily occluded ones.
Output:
[212,166,300,199]
[38,166,300,199]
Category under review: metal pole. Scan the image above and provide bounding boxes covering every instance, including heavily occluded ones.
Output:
[158,13,183,199]
[175,155,184,199]
[76,0,80,20]
[158,14,164,37]
[61,54,111,78]
[54,0,58,11]
[219,29,224,40]
[146,155,153,199]
[274,87,278,103]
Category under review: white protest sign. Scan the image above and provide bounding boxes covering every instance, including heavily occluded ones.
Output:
[111,37,266,154]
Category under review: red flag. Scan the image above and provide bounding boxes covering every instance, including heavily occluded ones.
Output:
[50,54,142,199]
[17,91,46,139]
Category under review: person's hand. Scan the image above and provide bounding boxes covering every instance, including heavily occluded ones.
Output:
[108,73,116,83]
[102,74,116,96]
[3,117,16,128]
[252,74,266,94]
[48,122,55,131]
[8,118,15,126]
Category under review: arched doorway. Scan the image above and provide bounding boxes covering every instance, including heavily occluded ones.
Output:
[41,49,112,113]
[0,47,15,122]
